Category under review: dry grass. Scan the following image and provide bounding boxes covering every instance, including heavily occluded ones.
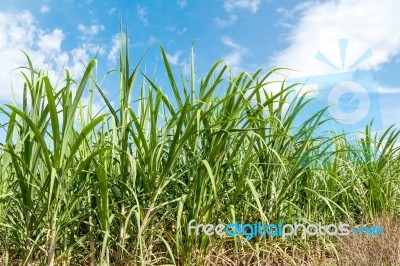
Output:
[191,215,400,266]
[1,216,399,265]
[336,215,400,266]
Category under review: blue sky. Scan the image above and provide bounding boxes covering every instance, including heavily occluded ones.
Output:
[1,0,400,134]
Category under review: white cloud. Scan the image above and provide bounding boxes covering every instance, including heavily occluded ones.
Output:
[179,58,191,75]
[108,7,117,15]
[176,0,187,8]
[271,0,400,137]
[37,29,64,52]
[79,94,107,118]
[166,26,187,35]
[148,36,158,45]
[40,5,50,14]
[78,23,105,37]
[275,2,315,29]
[222,36,241,50]
[166,51,182,65]
[0,10,98,102]
[221,36,248,73]
[164,50,192,75]
[108,34,119,64]
[68,46,94,77]
[166,26,175,32]
[223,0,261,13]
[177,27,187,35]
[137,6,149,27]
[215,15,237,28]
[377,86,400,128]
[378,86,400,95]
[273,0,400,78]
[108,33,126,65]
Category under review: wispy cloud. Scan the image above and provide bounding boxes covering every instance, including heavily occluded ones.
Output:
[147,36,158,45]
[137,6,149,27]
[165,50,192,75]
[166,51,182,65]
[166,25,187,35]
[176,0,187,8]
[221,36,248,72]
[108,7,117,16]
[223,0,261,13]
[378,86,400,94]
[275,2,314,29]
[78,22,105,37]
[222,36,242,50]
[215,14,237,28]
[108,33,127,65]
[108,34,120,64]
[40,5,50,14]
